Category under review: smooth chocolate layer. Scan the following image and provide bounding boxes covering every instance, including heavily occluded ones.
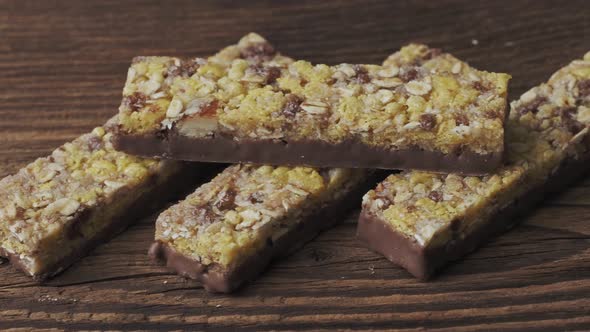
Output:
[149,172,385,293]
[357,154,590,280]
[113,132,502,175]
[0,163,218,280]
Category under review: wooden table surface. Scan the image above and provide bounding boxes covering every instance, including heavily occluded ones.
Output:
[1,0,590,330]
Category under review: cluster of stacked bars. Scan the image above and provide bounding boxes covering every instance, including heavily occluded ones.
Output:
[1,33,589,293]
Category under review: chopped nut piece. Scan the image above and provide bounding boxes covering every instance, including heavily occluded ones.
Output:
[301,101,329,114]
[520,90,537,103]
[185,98,215,116]
[58,198,80,216]
[166,98,184,118]
[177,115,218,138]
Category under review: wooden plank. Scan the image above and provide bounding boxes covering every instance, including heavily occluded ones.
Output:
[0,0,589,330]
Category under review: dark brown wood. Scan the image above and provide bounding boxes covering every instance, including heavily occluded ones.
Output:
[1,0,589,330]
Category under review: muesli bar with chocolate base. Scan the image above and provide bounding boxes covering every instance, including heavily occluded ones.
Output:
[0,118,213,279]
[149,164,380,293]
[112,35,511,175]
[358,52,590,279]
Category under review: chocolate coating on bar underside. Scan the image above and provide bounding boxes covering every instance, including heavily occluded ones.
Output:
[114,131,504,175]
[116,34,510,159]
[360,51,590,276]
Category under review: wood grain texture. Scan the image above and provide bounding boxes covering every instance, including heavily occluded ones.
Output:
[1,0,590,330]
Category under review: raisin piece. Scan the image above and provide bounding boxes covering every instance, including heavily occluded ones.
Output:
[428,191,442,202]
[419,113,437,130]
[578,79,590,97]
[167,59,200,78]
[87,136,103,151]
[240,42,276,60]
[265,67,281,84]
[472,81,489,92]
[249,192,264,204]
[201,206,217,224]
[181,60,200,77]
[14,207,25,220]
[282,94,304,117]
[399,68,418,82]
[517,96,546,115]
[561,107,584,134]
[353,65,370,84]
[454,114,470,126]
[484,109,502,119]
[123,92,148,112]
[215,188,237,211]
[249,64,282,84]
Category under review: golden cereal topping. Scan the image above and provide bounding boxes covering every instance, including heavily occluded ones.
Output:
[117,33,294,135]
[363,52,590,247]
[155,164,368,268]
[0,118,174,257]
[118,38,510,156]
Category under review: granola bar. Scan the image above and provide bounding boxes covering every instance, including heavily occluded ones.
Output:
[358,52,590,279]
[149,164,378,293]
[112,35,511,175]
[0,118,212,279]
